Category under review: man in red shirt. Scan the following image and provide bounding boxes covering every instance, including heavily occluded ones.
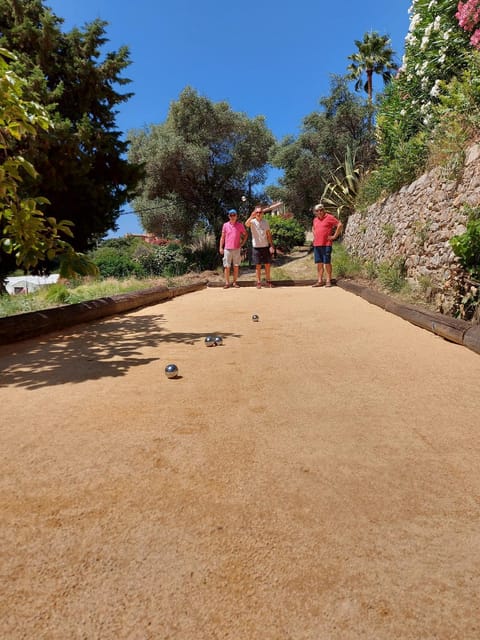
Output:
[311,202,343,287]
[219,209,248,288]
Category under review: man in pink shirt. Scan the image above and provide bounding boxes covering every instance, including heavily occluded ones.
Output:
[311,202,343,287]
[219,209,248,288]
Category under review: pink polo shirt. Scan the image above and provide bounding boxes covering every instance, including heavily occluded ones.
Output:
[222,221,246,249]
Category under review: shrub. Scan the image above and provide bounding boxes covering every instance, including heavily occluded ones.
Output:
[43,283,71,304]
[377,258,406,293]
[137,242,190,277]
[457,284,480,321]
[188,235,221,271]
[356,132,428,209]
[266,215,306,252]
[92,247,145,278]
[96,236,140,252]
[331,243,363,277]
[450,204,480,278]
[363,260,378,279]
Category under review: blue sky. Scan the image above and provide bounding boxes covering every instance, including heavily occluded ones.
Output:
[46,0,411,237]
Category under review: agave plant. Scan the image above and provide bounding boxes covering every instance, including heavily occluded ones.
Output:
[321,145,363,224]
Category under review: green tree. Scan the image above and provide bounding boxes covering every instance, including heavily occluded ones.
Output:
[128,87,275,241]
[0,0,142,252]
[268,76,375,226]
[347,31,398,103]
[0,47,96,288]
[266,216,305,253]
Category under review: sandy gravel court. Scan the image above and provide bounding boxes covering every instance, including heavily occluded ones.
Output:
[1,285,480,639]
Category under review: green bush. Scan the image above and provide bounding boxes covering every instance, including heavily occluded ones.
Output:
[95,236,145,255]
[427,53,480,175]
[93,248,145,278]
[266,215,305,252]
[137,242,190,277]
[188,235,221,271]
[450,205,480,279]
[356,132,428,210]
[43,283,71,304]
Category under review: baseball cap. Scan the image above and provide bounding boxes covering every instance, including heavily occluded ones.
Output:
[314,202,325,211]
[228,209,237,215]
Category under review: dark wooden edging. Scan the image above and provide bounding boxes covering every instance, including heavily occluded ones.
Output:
[0,281,207,346]
[337,279,480,356]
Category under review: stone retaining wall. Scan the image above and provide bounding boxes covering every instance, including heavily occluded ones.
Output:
[343,143,480,314]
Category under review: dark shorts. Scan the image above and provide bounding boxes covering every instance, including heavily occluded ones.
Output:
[251,246,272,265]
[314,245,333,264]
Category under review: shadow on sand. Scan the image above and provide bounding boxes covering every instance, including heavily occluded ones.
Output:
[0,313,241,390]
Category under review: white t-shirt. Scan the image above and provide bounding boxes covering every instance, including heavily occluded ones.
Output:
[250,218,270,248]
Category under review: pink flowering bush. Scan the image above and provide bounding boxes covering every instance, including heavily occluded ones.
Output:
[456,0,480,49]
[471,28,480,47]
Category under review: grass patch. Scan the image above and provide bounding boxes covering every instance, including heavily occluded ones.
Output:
[0,276,169,318]
[376,259,407,293]
[270,266,295,281]
[332,243,363,278]
[0,292,43,318]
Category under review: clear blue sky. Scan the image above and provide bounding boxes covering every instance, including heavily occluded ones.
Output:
[46,0,411,237]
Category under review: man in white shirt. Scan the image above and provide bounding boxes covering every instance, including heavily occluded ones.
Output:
[245,206,275,288]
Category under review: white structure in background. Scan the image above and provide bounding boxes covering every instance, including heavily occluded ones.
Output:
[5,274,59,295]
[262,201,285,216]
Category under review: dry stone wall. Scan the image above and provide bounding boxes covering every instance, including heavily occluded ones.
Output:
[343,143,480,314]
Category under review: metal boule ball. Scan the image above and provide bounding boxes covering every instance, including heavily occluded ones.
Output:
[252,314,259,322]
[214,336,223,346]
[165,363,179,379]
[205,335,216,347]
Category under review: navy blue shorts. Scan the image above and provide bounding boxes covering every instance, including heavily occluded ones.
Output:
[314,246,332,264]
[251,246,272,265]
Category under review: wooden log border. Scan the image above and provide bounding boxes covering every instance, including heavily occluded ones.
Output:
[337,279,479,356]
[0,281,206,346]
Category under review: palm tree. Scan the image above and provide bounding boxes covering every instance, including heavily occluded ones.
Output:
[347,31,398,103]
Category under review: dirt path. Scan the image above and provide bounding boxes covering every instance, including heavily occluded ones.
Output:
[1,286,480,639]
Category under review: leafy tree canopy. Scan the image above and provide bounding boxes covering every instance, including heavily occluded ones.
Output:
[0,47,97,286]
[128,87,275,240]
[267,76,375,226]
[0,0,142,253]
